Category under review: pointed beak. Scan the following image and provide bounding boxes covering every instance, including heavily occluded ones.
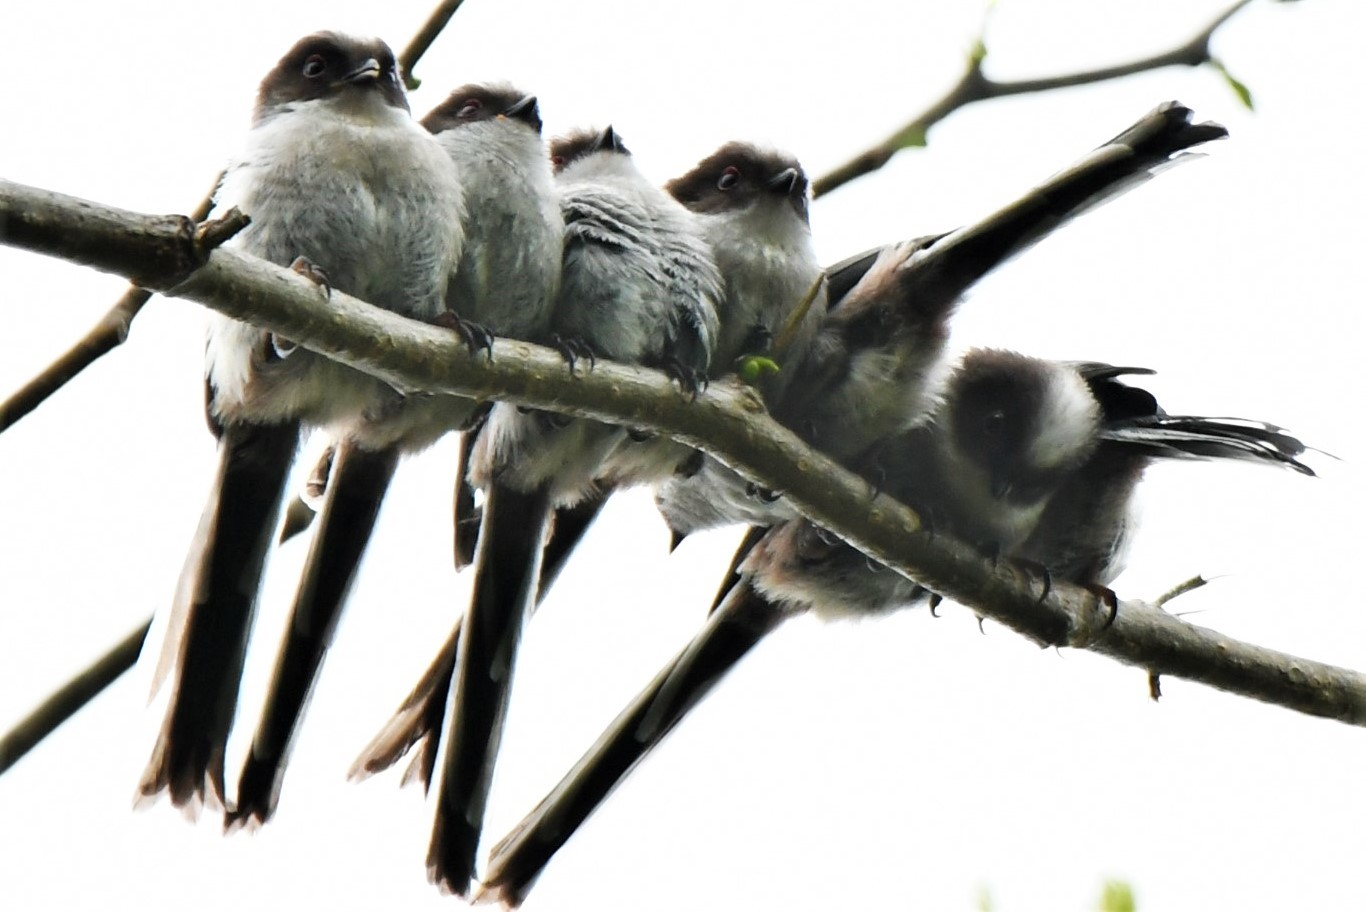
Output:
[594,125,628,155]
[503,94,543,133]
[668,528,688,553]
[766,167,802,196]
[338,58,382,86]
[767,167,809,222]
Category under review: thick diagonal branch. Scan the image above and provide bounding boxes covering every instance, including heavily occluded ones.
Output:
[1,177,1363,726]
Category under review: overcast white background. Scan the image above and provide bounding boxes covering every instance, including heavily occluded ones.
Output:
[2,1,1363,909]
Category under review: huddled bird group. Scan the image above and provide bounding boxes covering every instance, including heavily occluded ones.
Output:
[130,30,1314,906]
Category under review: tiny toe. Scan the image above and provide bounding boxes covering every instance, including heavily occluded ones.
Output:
[289,256,331,297]
[432,313,495,359]
[1087,585,1120,627]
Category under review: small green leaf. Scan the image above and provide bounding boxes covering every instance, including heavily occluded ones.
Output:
[405,75,422,91]
[892,124,927,150]
[1098,880,1136,912]
[1210,58,1254,111]
[969,37,988,65]
[736,356,781,384]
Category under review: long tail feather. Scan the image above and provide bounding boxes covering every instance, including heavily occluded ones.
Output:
[138,419,300,811]
[428,483,552,896]
[227,440,399,828]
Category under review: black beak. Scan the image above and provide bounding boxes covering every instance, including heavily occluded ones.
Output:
[594,125,630,156]
[338,58,382,86]
[766,167,802,196]
[503,94,543,133]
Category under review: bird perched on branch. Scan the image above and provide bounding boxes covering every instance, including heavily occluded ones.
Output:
[425,125,723,897]
[138,32,467,813]
[225,83,564,829]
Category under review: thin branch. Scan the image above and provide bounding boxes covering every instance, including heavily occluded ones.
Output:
[813,0,1259,197]
[0,618,152,774]
[2,177,1363,726]
[0,178,218,436]
[398,0,470,90]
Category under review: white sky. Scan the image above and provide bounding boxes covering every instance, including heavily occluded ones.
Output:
[2,1,1364,910]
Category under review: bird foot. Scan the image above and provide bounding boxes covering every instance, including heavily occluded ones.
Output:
[431,311,495,360]
[553,335,597,374]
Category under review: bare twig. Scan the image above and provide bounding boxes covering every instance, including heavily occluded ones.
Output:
[2,177,1363,726]
[1155,575,1211,608]
[812,0,1258,197]
[398,0,471,89]
[0,177,218,436]
[1148,575,1212,701]
[0,618,152,774]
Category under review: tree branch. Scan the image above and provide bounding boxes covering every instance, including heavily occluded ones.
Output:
[0,178,218,435]
[398,0,470,90]
[812,0,1259,197]
[2,177,1362,726]
[0,618,152,774]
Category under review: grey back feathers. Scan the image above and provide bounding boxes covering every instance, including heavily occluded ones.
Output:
[469,126,722,502]
[552,127,721,371]
[424,84,563,346]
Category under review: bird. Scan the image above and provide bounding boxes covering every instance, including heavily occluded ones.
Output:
[425,125,722,896]
[475,348,1314,906]
[651,142,827,538]
[137,32,466,813]
[224,83,565,829]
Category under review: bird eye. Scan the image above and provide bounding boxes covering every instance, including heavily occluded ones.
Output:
[717,166,741,191]
[458,99,482,119]
[550,154,566,169]
[302,55,327,78]
[983,410,1007,435]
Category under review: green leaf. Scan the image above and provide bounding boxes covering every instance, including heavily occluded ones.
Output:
[891,124,927,150]
[736,356,780,384]
[1210,58,1254,111]
[1098,880,1136,912]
